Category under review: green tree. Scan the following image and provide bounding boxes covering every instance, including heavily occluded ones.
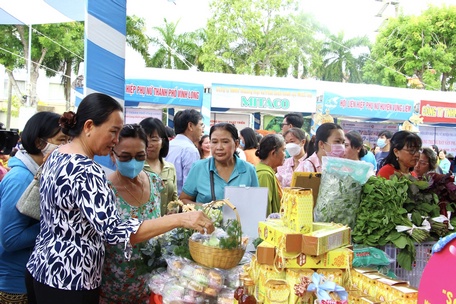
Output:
[147,18,198,70]
[200,0,313,76]
[363,5,456,91]
[319,32,370,83]
[0,16,151,110]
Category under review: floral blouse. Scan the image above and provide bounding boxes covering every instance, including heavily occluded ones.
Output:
[27,152,142,290]
[100,172,162,304]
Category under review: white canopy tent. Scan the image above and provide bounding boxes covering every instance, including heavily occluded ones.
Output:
[1,0,128,169]
[0,0,127,105]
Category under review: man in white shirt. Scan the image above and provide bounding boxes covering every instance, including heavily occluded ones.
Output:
[165,109,204,195]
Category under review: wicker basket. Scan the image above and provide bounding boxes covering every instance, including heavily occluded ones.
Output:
[189,199,245,269]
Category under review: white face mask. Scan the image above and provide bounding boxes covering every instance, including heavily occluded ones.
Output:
[286,143,302,157]
[42,142,59,157]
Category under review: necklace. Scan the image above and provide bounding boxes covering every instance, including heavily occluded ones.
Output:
[116,171,145,205]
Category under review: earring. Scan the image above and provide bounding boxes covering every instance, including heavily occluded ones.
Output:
[87,133,91,137]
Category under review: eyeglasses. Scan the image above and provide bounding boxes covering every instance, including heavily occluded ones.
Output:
[280,123,290,128]
[417,160,429,166]
[148,136,163,143]
[112,149,146,162]
[402,148,422,155]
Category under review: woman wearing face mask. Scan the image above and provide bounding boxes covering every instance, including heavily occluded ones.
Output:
[239,127,260,166]
[256,134,286,215]
[100,124,163,303]
[296,123,345,173]
[377,131,422,179]
[0,112,68,303]
[276,128,307,187]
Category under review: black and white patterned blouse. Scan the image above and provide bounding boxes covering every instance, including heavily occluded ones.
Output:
[27,151,142,290]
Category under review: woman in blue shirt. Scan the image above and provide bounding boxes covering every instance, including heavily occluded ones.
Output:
[180,123,259,204]
[0,112,69,303]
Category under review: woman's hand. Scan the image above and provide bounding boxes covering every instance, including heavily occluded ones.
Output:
[181,211,214,234]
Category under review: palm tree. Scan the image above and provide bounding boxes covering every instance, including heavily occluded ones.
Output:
[147,18,199,70]
[320,32,370,83]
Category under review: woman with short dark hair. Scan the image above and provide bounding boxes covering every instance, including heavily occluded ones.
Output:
[239,127,260,165]
[377,131,422,179]
[0,111,69,303]
[180,123,259,205]
[256,134,286,215]
[140,117,178,216]
[413,147,438,179]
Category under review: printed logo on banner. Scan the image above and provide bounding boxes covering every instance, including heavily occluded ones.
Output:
[124,79,204,107]
[323,92,414,121]
[420,100,456,124]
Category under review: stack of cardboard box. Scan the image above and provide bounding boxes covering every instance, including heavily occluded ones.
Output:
[243,188,419,303]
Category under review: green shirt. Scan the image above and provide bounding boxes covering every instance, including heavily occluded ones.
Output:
[144,160,178,216]
[256,162,282,215]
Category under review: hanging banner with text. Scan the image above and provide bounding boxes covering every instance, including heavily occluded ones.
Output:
[124,79,204,107]
[125,108,162,124]
[211,83,316,113]
[340,121,398,147]
[322,92,415,120]
[210,113,251,131]
[420,100,456,124]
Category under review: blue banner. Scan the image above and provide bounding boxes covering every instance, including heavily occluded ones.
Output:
[124,79,204,107]
[322,92,415,121]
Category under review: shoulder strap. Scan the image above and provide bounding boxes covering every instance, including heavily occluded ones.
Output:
[307,159,317,172]
[209,160,215,201]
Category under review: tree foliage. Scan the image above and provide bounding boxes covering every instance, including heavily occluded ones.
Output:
[319,32,370,83]
[200,0,316,76]
[147,18,200,70]
[363,5,456,91]
[0,15,150,109]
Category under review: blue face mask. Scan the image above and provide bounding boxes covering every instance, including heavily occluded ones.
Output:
[240,139,245,149]
[377,138,387,149]
[116,159,145,179]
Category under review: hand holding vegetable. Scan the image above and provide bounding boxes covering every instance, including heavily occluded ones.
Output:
[181,211,215,234]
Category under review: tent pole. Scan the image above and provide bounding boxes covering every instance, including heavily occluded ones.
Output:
[27,24,32,107]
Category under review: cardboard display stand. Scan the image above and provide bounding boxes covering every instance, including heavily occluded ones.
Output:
[290,172,321,207]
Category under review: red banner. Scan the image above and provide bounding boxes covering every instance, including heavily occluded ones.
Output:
[420,100,456,123]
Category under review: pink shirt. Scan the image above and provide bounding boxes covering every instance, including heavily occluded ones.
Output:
[276,155,306,187]
[296,152,321,173]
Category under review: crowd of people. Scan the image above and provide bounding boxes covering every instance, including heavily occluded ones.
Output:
[0,92,455,304]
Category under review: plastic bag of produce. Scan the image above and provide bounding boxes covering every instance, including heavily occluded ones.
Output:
[314,157,373,228]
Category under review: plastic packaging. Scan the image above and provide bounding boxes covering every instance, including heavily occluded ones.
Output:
[314,157,373,228]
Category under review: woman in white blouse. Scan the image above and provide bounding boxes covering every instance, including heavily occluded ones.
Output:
[25,93,213,304]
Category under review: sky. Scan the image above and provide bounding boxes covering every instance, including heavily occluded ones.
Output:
[125,0,456,69]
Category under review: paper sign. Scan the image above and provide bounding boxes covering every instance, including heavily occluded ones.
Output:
[223,186,269,252]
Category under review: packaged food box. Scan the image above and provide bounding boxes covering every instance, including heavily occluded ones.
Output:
[258,221,302,253]
[281,187,313,234]
[390,285,418,304]
[375,277,409,302]
[302,225,351,256]
[256,241,353,269]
